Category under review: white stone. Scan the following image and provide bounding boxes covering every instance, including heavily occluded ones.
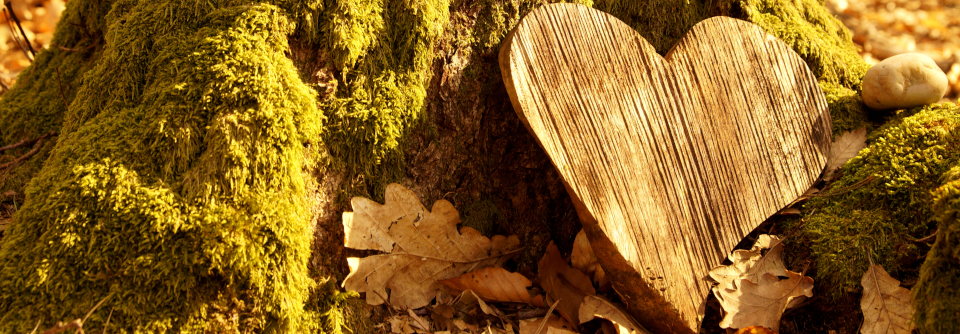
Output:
[861,53,947,110]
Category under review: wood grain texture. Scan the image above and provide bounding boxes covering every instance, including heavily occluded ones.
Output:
[499,4,830,331]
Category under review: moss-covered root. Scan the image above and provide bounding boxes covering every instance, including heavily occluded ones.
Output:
[0,2,323,333]
[0,0,111,194]
[309,0,450,200]
[799,103,960,297]
[913,166,960,333]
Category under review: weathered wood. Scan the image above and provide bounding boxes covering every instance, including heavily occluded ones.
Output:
[499,4,830,332]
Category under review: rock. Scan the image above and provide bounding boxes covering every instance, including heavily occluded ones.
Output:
[861,53,948,110]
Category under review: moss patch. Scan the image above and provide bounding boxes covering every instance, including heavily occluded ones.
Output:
[0,2,327,332]
[0,0,109,194]
[913,166,960,333]
[738,0,869,90]
[302,0,451,201]
[797,103,960,297]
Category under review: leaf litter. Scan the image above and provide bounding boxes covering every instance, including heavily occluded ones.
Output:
[708,235,814,331]
[859,258,914,334]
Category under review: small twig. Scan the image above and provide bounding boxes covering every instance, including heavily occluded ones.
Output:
[35,293,113,334]
[0,131,57,153]
[815,175,876,197]
[534,299,561,334]
[101,309,112,334]
[82,293,114,325]
[0,136,50,172]
[3,8,29,62]
[56,67,69,108]
[52,42,98,53]
[3,2,35,59]
[909,230,938,244]
[29,319,42,334]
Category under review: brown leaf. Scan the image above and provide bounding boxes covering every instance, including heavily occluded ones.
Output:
[826,127,868,178]
[709,235,787,289]
[439,267,546,307]
[519,314,577,334]
[579,295,652,334]
[538,241,596,328]
[343,183,522,309]
[570,229,597,274]
[714,271,814,331]
[860,263,914,334]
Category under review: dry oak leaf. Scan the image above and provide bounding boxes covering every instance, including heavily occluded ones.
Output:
[519,314,577,334]
[709,235,788,289]
[860,263,914,334]
[570,229,597,274]
[578,295,652,334]
[539,241,596,328]
[825,127,868,179]
[714,270,814,331]
[343,183,522,309]
[570,229,609,288]
[439,267,546,307]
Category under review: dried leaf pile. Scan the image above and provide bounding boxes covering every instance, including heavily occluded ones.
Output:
[343,185,834,334]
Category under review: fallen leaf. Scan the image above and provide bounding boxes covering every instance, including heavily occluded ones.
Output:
[519,314,577,334]
[709,235,787,288]
[860,263,914,334]
[571,229,610,288]
[826,127,868,178]
[389,315,417,334]
[714,270,814,331]
[343,183,522,309]
[407,309,432,332]
[578,295,652,334]
[439,267,546,307]
[453,289,503,318]
[734,326,778,334]
[539,241,596,328]
[570,229,597,274]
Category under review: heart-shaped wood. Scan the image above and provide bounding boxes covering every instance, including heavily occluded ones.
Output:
[499,4,830,332]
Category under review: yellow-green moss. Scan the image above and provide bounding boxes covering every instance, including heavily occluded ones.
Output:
[0,2,325,332]
[0,0,110,194]
[798,103,960,297]
[820,81,870,137]
[302,0,450,200]
[911,165,960,333]
[739,0,869,90]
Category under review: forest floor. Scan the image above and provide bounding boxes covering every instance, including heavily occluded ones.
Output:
[0,0,956,333]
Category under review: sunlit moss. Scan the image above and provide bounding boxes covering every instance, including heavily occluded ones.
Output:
[0,0,110,194]
[798,103,960,297]
[0,2,324,332]
[913,167,960,333]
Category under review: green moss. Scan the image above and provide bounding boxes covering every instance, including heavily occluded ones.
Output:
[0,0,110,194]
[799,103,960,297]
[820,81,870,137]
[738,0,869,90]
[301,0,449,200]
[0,2,327,332]
[913,167,960,333]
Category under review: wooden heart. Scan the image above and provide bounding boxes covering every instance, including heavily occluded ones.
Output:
[499,4,830,332]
